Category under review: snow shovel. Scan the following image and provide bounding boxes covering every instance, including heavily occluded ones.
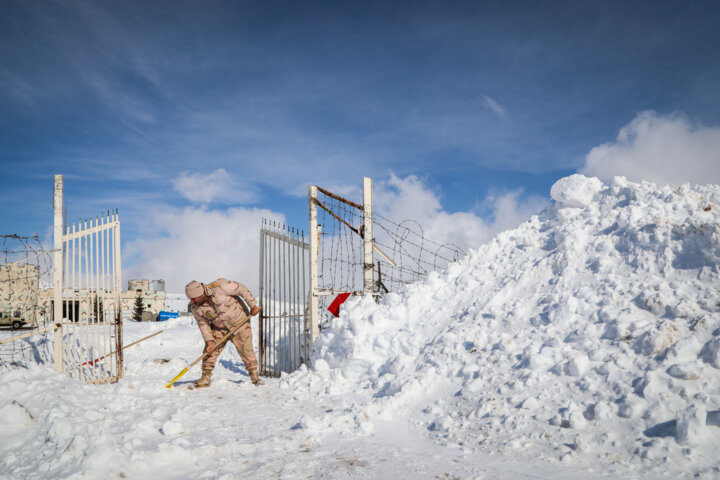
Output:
[165,306,261,388]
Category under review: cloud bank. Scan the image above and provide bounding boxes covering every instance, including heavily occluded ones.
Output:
[581,111,720,186]
[124,206,283,293]
[172,168,257,205]
[126,173,548,294]
[375,174,547,252]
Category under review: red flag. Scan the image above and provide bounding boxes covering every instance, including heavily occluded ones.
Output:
[327,292,351,317]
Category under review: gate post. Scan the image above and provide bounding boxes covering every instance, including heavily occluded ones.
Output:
[258,220,266,373]
[53,175,63,372]
[308,186,319,343]
[114,210,123,379]
[363,176,374,294]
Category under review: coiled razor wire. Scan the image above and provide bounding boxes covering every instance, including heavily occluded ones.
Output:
[315,188,465,315]
[373,213,464,290]
[0,234,55,369]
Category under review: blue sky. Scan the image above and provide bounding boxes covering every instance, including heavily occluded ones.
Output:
[2,0,720,291]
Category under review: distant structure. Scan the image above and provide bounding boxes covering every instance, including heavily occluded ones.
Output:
[2,271,176,323]
[0,263,45,324]
[121,279,166,321]
[164,293,190,313]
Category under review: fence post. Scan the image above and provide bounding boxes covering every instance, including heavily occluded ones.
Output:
[363,177,374,294]
[53,175,63,372]
[308,185,319,343]
[114,210,123,379]
[258,220,265,373]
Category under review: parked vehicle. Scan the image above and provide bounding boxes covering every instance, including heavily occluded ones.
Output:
[0,311,25,330]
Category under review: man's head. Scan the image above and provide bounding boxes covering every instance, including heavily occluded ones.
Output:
[185,280,208,305]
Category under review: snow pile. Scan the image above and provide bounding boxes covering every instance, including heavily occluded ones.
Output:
[2,174,720,479]
[286,175,720,478]
[3,317,554,480]
[550,173,603,208]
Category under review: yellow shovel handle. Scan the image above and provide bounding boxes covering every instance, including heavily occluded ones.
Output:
[165,368,189,388]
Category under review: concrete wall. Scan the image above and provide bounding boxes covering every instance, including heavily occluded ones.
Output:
[0,263,47,324]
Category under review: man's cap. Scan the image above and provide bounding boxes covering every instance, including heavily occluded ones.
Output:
[185,280,204,299]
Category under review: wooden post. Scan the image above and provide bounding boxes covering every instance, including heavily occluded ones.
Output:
[363,177,374,294]
[53,175,63,373]
[308,185,319,343]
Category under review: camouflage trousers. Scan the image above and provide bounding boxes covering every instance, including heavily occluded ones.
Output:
[202,322,258,374]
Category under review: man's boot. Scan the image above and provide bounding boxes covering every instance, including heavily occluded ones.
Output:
[249,368,263,386]
[194,371,212,388]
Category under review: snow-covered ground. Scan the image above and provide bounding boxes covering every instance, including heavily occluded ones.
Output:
[2,175,720,479]
[0,316,599,480]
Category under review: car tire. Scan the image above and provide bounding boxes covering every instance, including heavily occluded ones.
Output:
[11,320,22,329]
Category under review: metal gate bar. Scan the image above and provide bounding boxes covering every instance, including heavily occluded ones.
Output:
[61,211,122,384]
[259,219,310,377]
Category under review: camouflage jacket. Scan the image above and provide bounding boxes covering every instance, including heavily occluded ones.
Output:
[189,278,257,342]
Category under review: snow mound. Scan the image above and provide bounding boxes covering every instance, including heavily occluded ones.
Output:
[0,400,36,450]
[290,175,720,478]
[550,174,603,208]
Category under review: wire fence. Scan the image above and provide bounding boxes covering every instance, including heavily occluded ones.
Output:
[316,189,365,295]
[373,212,464,291]
[0,234,55,369]
[315,186,464,305]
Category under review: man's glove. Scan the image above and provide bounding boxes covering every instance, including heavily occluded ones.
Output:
[204,340,216,355]
[250,305,262,316]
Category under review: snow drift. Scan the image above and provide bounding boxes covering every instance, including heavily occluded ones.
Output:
[286,174,720,478]
[3,174,720,479]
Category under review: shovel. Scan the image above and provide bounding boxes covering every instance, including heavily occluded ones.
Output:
[165,306,260,388]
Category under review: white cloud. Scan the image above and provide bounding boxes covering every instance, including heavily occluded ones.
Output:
[374,174,547,252]
[481,94,508,120]
[172,169,256,204]
[581,111,720,186]
[124,174,547,295]
[482,189,549,234]
[123,206,283,294]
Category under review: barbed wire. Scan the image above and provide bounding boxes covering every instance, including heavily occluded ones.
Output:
[0,234,55,369]
[373,213,464,290]
[317,193,364,294]
[315,188,465,314]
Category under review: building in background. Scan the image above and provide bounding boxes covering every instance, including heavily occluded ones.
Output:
[3,271,173,324]
[121,279,166,322]
[164,293,190,313]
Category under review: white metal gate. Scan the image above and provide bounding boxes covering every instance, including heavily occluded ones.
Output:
[258,220,310,377]
[53,175,123,384]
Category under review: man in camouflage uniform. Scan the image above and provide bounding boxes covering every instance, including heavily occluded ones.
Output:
[185,279,262,388]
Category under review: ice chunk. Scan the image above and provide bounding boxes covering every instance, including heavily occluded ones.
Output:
[667,362,700,380]
[519,397,539,410]
[700,337,720,368]
[566,356,590,377]
[161,419,183,436]
[313,358,331,377]
[568,411,587,429]
[675,404,706,445]
[550,174,604,209]
[591,401,613,420]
